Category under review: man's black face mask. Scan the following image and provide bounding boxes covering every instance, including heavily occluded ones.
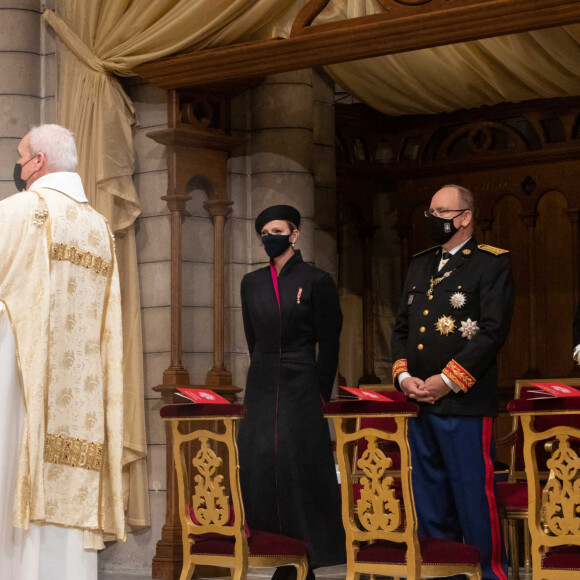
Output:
[428,212,465,245]
[13,157,35,191]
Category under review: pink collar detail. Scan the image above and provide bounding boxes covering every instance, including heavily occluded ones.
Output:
[269,263,281,311]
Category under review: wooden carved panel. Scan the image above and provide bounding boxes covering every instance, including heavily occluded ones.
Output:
[488,195,530,381]
[408,205,431,258]
[535,191,575,377]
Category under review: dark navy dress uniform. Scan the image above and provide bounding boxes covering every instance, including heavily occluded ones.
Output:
[391,237,514,580]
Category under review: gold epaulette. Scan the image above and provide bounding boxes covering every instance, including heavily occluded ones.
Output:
[413,245,439,258]
[477,244,509,256]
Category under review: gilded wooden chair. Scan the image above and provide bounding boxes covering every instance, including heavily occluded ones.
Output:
[161,403,309,580]
[508,392,580,579]
[496,378,580,579]
[324,398,482,580]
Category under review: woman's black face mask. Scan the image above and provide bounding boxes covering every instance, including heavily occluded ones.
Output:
[262,234,291,258]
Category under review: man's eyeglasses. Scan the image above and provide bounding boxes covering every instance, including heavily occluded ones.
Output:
[424,209,469,218]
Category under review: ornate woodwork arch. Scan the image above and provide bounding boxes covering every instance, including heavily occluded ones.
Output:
[336,97,580,402]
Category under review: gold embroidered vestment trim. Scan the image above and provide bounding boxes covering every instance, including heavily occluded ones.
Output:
[44,433,103,471]
[50,243,110,277]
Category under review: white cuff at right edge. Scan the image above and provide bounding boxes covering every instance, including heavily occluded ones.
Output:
[397,372,411,386]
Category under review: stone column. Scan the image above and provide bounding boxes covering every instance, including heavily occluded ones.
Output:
[249,70,316,262]
[312,71,338,280]
[0,0,55,200]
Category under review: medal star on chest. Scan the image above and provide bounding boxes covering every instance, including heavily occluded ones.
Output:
[459,318,480,340]
[450,292,467,309]
[435,315,456,336]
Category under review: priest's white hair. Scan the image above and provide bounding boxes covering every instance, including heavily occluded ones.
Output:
[28,124,78,172]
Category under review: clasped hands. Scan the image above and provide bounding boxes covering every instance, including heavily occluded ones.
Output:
[400,375,450,404]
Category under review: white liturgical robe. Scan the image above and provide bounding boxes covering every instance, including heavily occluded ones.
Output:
[0,172,125,579]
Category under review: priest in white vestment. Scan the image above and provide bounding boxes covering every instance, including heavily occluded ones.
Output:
[0,124,125,579]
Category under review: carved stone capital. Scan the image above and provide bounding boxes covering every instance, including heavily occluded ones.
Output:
[203,198,234,219]
[162,192,192,213]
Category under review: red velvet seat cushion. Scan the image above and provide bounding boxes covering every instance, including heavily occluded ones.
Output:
[495,481,528,510]
[161,403,246,419]
[190,530,307,558]
[324,399,419,417]
[360,416,398,434]
[508,396,580,415]
[542,545,580,569]
[355,537,480,567]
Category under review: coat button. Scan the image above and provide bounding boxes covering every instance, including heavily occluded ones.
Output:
[423,310,429,315]
[420,326,426,332]
[417,344,424,350]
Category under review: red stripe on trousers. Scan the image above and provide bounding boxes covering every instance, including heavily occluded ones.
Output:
[482,417,507,580]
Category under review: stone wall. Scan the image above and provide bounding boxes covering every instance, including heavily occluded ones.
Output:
[0,0,55,201]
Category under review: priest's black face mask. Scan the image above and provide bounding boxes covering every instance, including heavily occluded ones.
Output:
[13,157,34,191]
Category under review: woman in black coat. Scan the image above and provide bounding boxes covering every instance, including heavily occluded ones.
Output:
[238,205,345,580]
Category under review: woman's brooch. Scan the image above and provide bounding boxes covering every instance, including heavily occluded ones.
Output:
[297,287,303,304]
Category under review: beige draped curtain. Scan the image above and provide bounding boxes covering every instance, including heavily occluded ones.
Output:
[43,0,299,532]
[305,1,580,115]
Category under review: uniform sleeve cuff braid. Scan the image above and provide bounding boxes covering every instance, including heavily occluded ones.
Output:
[443,359,475,393]
[392,359,408,383]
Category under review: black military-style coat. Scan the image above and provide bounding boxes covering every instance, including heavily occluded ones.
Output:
[237,251,345,567]
[391,238,514,417]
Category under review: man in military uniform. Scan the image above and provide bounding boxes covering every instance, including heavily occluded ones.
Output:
[391,184,514,580]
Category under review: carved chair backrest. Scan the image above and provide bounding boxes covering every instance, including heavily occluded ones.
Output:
[169,414,248,555]
[519,411,580,566]
[331,408,421,576]
[510,379,580,481]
